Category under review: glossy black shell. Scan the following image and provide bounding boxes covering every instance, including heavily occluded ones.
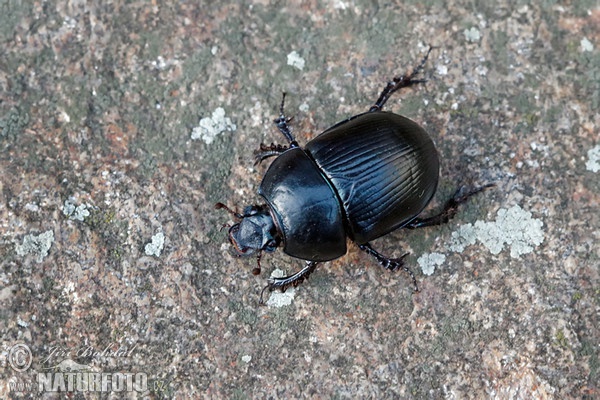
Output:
[259,148,346,261]
[259,111,439,261]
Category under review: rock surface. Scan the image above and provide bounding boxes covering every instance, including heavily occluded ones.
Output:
[1,1,598,398]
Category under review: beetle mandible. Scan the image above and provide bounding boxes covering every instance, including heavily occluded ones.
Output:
[216,47,493,301]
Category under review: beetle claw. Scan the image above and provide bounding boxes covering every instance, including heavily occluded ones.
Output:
[370,45,435,112]
[387,254,410,271]
[359,244,418,291]
[259,284,272,305]
[273,93,299,147]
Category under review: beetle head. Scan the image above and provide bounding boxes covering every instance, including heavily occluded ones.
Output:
[215,203,281,275]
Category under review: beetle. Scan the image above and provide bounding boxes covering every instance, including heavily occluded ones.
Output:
[216,47,493,301]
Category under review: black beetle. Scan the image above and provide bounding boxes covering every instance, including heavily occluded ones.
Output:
[217,47,493,300]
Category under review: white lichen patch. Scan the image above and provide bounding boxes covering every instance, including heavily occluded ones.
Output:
[15,230,54,262]
[436,65,448,76]
[450,205,544,258]
[265,269,296,307]
[417,252,447,276]
[24,203,40,212]
[585,144,600,173]
[145,232,165,257]
[580,37,594,52]
[191,107,236,144]
[286,51,305,70]
[62,199,91,221]
[464,27,481,42]
[299,102,310,112]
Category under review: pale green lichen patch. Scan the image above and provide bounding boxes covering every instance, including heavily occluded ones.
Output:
[15,230,55,262]
[191,108,236,144]
[580,37,594,52]
[450,205,544,258]
[418,252,447,276]
[286,51,305,70]
[145,231,165,257]
[586,145,600,173]
[464,27,481,42]
[62,199,91,222]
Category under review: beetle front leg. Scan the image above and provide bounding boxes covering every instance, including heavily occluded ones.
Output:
[273,92,299,148]
[369,46,435,112]
[260,261,318,304]
[405,183,495,229]
[358,243,418,292]
[254,142,289,164]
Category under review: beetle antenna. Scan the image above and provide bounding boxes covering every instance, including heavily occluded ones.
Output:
[215,202,244,219]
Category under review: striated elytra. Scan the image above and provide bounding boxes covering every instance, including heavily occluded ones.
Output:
[216,47,493,302]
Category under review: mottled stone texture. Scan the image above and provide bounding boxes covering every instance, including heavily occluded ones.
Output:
[1,1,598,399]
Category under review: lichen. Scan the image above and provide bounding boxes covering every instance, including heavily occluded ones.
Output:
[417,252,447,276]
[62,199,91,222]
[191,107,236,144]
[145,231,165,257]
[450,205,544,258]
[586,144,600,173]
[15,230,54,262]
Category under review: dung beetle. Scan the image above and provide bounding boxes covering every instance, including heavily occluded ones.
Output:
[217,47,493,301]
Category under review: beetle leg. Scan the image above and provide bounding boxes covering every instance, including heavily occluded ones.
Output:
[369,46,436,112]
[254,142,289,164]
[405,183,495,229]
[358,243,418,292]
[273,92,299,148]
[260,261,318,304]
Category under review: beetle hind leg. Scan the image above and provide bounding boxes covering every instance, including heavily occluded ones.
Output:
[260,261,318,304]
[405,183,495,229]
[369,46,436,112]
[359,243,418,292]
